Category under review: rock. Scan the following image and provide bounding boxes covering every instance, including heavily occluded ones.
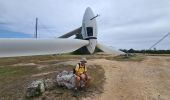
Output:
[56,70,76,89]
[56,70,86,89]
[44,79,56,90]
[26,79,45,97]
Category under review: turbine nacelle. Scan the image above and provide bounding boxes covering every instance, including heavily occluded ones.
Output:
[81,7,98,54]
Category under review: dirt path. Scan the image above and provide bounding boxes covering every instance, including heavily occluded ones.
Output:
[83,56,170,100]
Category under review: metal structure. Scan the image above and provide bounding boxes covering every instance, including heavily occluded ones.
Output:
[149,32,170,50]
[34,17,38,38]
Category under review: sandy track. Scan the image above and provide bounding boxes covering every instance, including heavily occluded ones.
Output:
[83,56,170,100]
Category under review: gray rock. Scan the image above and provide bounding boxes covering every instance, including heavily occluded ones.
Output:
[26,79,45,97]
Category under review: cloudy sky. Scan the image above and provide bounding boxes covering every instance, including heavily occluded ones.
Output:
[0,0,170,49]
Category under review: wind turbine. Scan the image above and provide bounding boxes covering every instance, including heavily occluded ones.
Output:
[0,7,124,58]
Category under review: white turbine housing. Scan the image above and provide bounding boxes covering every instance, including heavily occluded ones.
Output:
[81,7,98,54]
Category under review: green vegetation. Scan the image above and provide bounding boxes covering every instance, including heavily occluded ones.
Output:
[120,49,170,54]
[0,54,111,66]
[0,66,35,77]
[0,55,105,100]
[107,54,145,62]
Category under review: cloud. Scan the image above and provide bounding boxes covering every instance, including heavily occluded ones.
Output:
[0,0,170,49]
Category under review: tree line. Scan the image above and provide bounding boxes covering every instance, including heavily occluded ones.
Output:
[120,49,170,54]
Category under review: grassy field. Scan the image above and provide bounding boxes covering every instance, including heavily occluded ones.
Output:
[0,55,105,100]
[106,54,145,62]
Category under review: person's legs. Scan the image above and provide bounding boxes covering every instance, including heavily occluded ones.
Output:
[80,74,86,81]
[80,74,91,87]
[75,76,80,89]
[85,74,91,86]
[73,76,81,97]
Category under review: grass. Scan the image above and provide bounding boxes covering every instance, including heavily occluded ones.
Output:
[0,54,118,66]
[0,55,105,100]
[0,55,92,66]
[0,66,37,77]
[106,54,145,62]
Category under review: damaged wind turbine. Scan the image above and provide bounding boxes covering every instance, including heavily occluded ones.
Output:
[0,7,124,58]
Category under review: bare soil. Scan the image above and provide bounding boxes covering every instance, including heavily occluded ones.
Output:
[84,56,170,100]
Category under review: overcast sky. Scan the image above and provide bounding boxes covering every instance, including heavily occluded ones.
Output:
[0,0,170,49]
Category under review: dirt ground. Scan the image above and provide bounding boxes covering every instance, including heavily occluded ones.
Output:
[84,56,170,100]
[0,55,170,100]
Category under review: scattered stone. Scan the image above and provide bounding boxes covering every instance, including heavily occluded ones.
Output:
[26,70,86,98]
[56,70,76,89]
[26,79,45,98]
[44,78,56,90]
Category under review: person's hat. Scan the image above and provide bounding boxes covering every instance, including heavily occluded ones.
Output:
[80,58,87,63]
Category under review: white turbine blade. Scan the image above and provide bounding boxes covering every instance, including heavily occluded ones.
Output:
[59,27,81,38]
[0,38,89,57]
[97,42,124,55]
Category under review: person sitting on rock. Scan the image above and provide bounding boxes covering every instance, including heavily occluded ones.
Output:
[74,58,91,90]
